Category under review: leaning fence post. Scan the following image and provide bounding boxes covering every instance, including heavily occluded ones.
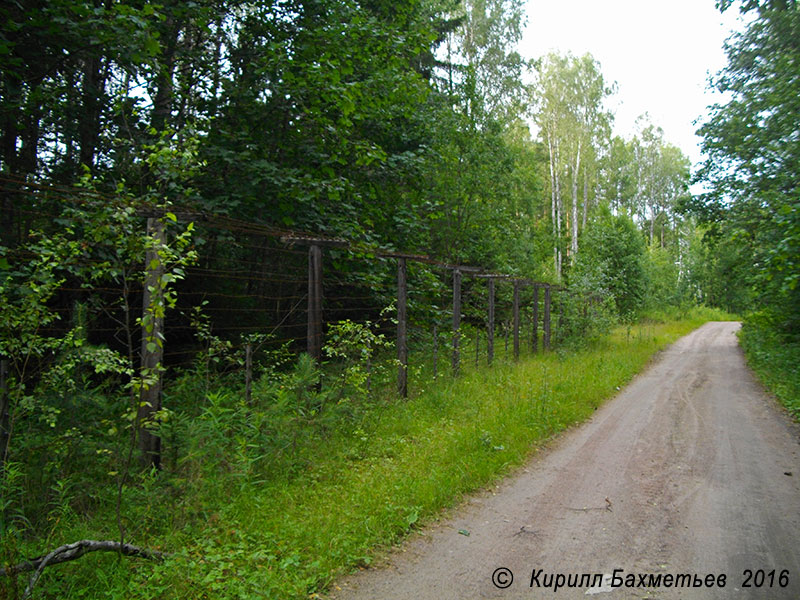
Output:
[544,284,551,351]
[307,244,323,362]
[513,280,520,360]
[452,268,461,377]
[139,217,165,469]
[487,279,495,365]
[397,258,408,397]
[532,284,539,353]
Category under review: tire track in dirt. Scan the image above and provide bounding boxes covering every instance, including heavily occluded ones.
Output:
[328,322,800,599]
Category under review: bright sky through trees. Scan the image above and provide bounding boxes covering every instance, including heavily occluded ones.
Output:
[520,0,747,169]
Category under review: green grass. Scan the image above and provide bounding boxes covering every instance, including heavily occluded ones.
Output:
[739,315,800,418]
[10,307,734,600]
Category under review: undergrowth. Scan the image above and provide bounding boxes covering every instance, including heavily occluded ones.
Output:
[739,313,800,418]
[2,307,733,600]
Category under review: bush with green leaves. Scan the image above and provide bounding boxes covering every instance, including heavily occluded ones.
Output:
[0,200,197,590]
[644,246,684,309]
[739,312,800,417]
[323,318,394,407]
[573,208,647,318]
[556,291,617,349]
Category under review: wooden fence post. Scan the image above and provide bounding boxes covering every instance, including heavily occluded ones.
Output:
[397,258,408,397]
[487,279,495,366]
[139,217,165,469]
[452,269,461,377]
[544,284,551,351]
[366,338,372,394]
[307,244,323,362]
[532,284,539,353]
[245,342,253,405]
[475,327,479,367]
[432,323,439,379]
[513,280,520,360]
[0,359,9,466]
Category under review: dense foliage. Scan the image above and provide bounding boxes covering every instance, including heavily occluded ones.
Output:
[692,0,800,327]
[0,0,544,271]
[0,0,750,597]
[689,0,800,418]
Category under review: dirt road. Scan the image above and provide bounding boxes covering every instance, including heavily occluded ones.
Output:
[330,322,800,599]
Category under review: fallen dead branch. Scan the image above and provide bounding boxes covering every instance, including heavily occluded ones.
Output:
[0,540,167,599]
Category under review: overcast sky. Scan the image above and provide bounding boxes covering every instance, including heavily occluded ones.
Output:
[519,1,747,170]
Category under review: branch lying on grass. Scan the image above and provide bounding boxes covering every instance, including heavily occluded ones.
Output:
[0,540,168,599]
[0,540,167,577]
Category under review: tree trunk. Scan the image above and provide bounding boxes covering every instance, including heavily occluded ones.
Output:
[554,137,563,279]
[582,167,589,229]
[649,201,655,246]
[548,134,559,278]
[150,16,182,132]
[78,54,104,171]
[0,76,21,174]
[210,15,224,116]
[139,219,165,469]
[20,103,41,175]
[571,139,581,261]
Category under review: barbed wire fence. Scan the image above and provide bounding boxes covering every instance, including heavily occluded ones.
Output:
[1,176,573,467]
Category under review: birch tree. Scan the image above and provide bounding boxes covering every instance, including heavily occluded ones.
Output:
[447,0,528,121]
[631,116,690,247]
[599,135,637,215]
[531,52,612,278]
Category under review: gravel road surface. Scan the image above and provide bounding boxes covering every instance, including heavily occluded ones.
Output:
[329,322,800,599]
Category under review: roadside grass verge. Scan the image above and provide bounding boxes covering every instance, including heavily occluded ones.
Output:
[739,315,800,419]
[15,307,732,600]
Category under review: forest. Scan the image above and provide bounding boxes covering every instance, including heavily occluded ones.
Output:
[0,0,797,598]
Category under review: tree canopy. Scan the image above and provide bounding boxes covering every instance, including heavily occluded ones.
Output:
[693,0,800,329]
[1,2,746,597]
